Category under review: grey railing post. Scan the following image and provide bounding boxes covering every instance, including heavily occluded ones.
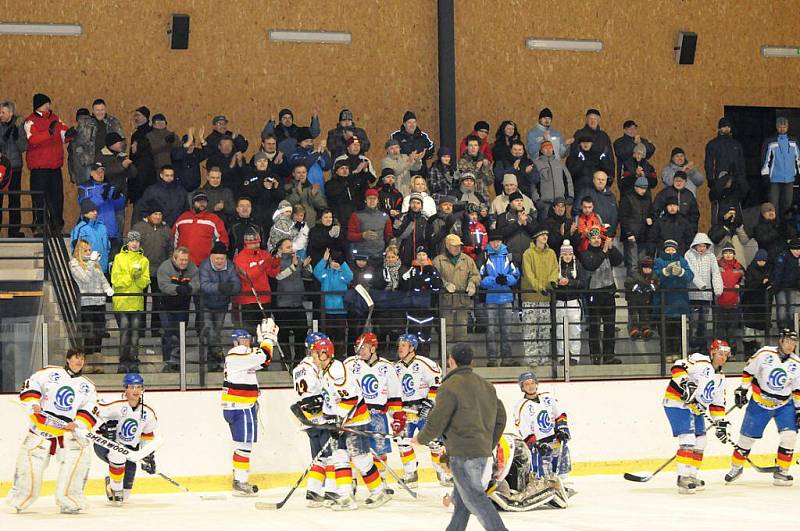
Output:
[563,314,570,382]
[794,313,799,354]
[440,317,447,376]
[42,322,49,368]
[179,320,187,391]
[680,313,688,359]
[312,319,319,333]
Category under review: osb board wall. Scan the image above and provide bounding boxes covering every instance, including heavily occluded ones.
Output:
[1,1,439,230]
[454,0,800,228]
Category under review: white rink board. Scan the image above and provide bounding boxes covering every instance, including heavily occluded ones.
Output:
[0,376,783,483]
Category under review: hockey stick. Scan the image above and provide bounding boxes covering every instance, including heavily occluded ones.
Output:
[623,456,677,483]
[156,472,226,501]
[369,448,417,499]
[237,267,292,372]
[354,284,375,333]
[701,408,780,474]
[290,403,402,443]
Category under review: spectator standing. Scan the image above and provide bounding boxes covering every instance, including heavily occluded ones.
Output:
[661,147,705,195]
[451,173,488,210]
[400,175,438,219]
[521,227,559,366]
[171,127,208,192]
[227,197,265,259]
[425,195,460,256]
[619,177,654,274]
[326,108,371,159]
[206,137,245,192]
[199,241,241,371]
[554,239,585,363]
[491,120,523,164]
[24,93,71,232]
[654,240,694,360]
[274,238,309,362]
[204,115,248,161]
[73,98,125,184]
[566,136,612,193]
[392,194,429,266]
[131,204,172,334]
[285,162,328,227]
[76,162,126,256]
[684,233,723,350]
[648,198,694,255]
[494,193,536,269]
[744,202,792,261]
[459,120,493,162]
[740,250,772,357]
[571,196,604,253]
[480,230,520,367]
[619,143,657,196]
[401,246,443,350]
[492,140,537,197]
[305,207,345,266]
[381,138,423,196]
[527,107,570,160]
[262,107,321,157]
[533,141,573,217]
[145,113,177,173]
[0,100,27,237]
[570,109,615,171]
[156,247,199,371]
[135,165,189,227]
[286,130,331,194]
[576,171,618,237]
[128,106,155,203]
[433,234,481,343]
[347,188,392,263]
[326,160,367,233]
[189,167,236,224]
[242,153,286,231]
[71,200,111,273]
[249,133,289,182]
[541,198,570,253]
[428,147,459,197]
[333,136,377,185]
[457,136,494,197]
[578,228,623,365]
[624,256,658,340]
[377,168,404,220]
[110,231,150,374]
[761,116,800,220]
[708,168,749,244]
[390,110,435,173]
[97,132,137,199]
[70,239,113,372]
[704,117,745,183]
[414,344,508,531]
[313,248,353,355]
[67,108,90,185]
[716,244,744,356]
[771,238,800,331]
[613,119,656,182]
[173,190,230,266]
[653,171,700,231]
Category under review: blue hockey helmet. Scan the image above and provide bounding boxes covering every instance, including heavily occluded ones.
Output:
[122,373,144,387]
[231,329,252,343]
[398,333,419,350]
[305,331,329,349]
[517,371,537,387]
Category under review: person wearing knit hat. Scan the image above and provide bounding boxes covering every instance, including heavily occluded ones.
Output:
[520,218,559,366]
[527,106,568,159]
[390,110,434,169]
[569,107,614,175]
[32,93,51,111]
[653,235,693,361]
[80,198,99,215]
[704,114,745,184]
[552,236,583,362]
[383,129,424,196]
[432,230,480,343]
[613,118,655,183]
[326,108,370,158]
[661,146,705,195]
[653,166,700,231]
[560,239,573,255]
[71,194,112,275]
[458,120,494,164]
[762,115,799,221]
[623,250,659,340]
[716,241,744,355]
[480,230,520,366]
[740,248,771,356]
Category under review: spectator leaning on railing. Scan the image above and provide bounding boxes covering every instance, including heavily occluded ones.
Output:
[70,238,113,373]
[433,234,480,344]
[274,238,310,362]
[313,248,353,356]
[521,226,559,366]
[200,241,241,371]
[157,247,199,372]
[684,233,722,351]
[234,229,279,335]
[654,239,694,362]
[479,230,519,367]
[111,231,150,374]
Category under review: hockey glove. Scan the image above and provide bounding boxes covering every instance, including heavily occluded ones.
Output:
[734,387,749,408]
[97,420,118,440]
[679,380,697,403]
[257,318,279,344]
[299,394,324,415]
[417,399,434,420]
[714,419,731,444]
[391,411,407,436]
[555,428,571,443]
[141,453,156,475]
[495,274,508,286]
[533,441,552,456]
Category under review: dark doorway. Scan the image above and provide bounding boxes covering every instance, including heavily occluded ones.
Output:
[724,105,800,208]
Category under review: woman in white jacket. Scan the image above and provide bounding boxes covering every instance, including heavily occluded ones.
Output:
[70,239,113,372]
[400,175,437,218]
[683,232,723,351]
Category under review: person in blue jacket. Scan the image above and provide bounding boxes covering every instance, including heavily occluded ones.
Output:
[313,248,353,356]
[479,230,520,367]
[654,239,694,361]
[77,162,125,254]
[287,128,331,194]
[71,199,112,273]
[199,241,241,370]
[771,238,800,330]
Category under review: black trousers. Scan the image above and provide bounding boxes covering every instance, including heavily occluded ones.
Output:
[30,168,64,230]
[586,290,616,360]
[1,167,23,236]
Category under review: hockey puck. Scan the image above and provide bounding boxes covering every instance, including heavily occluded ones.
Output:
[252,485,259,493]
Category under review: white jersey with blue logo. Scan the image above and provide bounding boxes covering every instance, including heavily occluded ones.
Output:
[663,352,726,417]
[19,366,98,438]
[741,346,800,410]
[513,392,565,445]
[319,359,370,426]
[394,355,442,406]
[344,355,402,413]
[96,398,158,449]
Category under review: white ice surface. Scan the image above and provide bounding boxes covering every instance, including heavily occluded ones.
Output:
[2,472,797,531]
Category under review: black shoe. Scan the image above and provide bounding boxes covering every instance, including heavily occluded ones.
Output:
[569,357,580,365]
[486,359,498,367]
[603,356,623,365]
[500,358,517,367]
[591,356,601,365]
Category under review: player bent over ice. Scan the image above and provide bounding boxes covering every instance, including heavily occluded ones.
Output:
[309,337,390,510]
[221,320,277,496]
[5,348,98,514]
[94,372,158,504]
[344,332,403,493]
[663,340,730,494]
[726,329,800,486]
[513,372,572,503]
[391,333,450,487]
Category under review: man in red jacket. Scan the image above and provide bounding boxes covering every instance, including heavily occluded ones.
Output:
[173,190,230,266]
[234,229,279,334]
[24,93,74,232]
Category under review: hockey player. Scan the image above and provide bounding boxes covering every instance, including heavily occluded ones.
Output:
[6,348,98,514]
[221,320,278,496]
[344,332,403,490]
[94,372,158,504]
[392,333,449,487]
[663,339,730,494]
[309,336,390,510]
[726,329,800,486]
[292,331,329,507]
[514,372,572,495]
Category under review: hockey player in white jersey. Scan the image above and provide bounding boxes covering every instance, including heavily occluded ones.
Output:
[344,332,402,490]
[662,339,730,493]
[5,348,98,514]
[221,320,277,496]
[308,336,390,510]
[726,329,800,486]
[292,331,330,507]
[513,371,571,502]
[391,333,449,487]
[94,372,158,504]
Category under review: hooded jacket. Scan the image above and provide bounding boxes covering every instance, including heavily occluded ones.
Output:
[684,233,723,301]
[717,256,744,307]
[313,259,353,314]
[70,257,112,307]
[24,110,69,169]
[761,134,800,184]
[284,180,328,227]
[287,147,331,194]
[578,244,623,290]
[70,217,111,272]
[479,243,519,305]
[521,243,559,303]
[111,246,151,311]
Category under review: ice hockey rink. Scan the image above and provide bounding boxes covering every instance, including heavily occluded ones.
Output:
[1,471,796,531]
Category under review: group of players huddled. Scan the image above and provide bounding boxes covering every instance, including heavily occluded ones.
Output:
[7,320,798,515]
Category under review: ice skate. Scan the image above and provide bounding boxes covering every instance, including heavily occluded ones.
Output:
[677,475,697,494]
[105,476,123,505]
[331,494,357,511]
[403,471,418,489]
[323,492,339,507]
[691,477,706,491]
[724,466,743,484]
[773,470,793,486]
[364,490,391,508]
[232,479,259,497]
[305,491,325,508]
[59,505,82,514]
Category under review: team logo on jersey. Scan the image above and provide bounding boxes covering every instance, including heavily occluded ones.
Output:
[119,419,139,443]
[764,356,774,366]
[362,374,379,400]
[48,372,61,383]
[536,410,553,432]
[79,382,91,395]
[412,364,420,373]
[701,381,715,403]
[401,374,415,397]
[767,368,788,390]
[377,365,389,377]
[53,386,75,412]
[121,406,128,416]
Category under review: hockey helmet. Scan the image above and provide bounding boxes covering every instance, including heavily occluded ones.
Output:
[123,372,144,387]
[709,339,731,352]
[355,332,378,350]
[517,371,537,387]
[305,331,329,349]
[779,328,798,342]
[398,333,419,350]
[231,329,252,343]
[310,338,334,358]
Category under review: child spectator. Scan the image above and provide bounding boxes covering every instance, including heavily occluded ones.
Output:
[740,249,772,357]
[654,240,694,362]
[624,256,658,340]
[716,244,744,356]
[553,239,586,364]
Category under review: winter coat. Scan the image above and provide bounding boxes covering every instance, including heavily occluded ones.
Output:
[717,257,744,307]
[248,179,286,234]
[382,153,422,196]
[73,114,125,166]
[493,157,538,197]
[684,233,723,301]
[573,211,605,252]
[570,125,615,170]
[661,161,705,196]
[541,207,569,253]
[428,161,459,197]
[451,185,487,210]
[554,257,587,301]
[307,222,346,266]
[624,268,658,308]
[521,243,559,303]
[653,252,694,316]
[347,207,392,260]
[285,181,328,227]
[761,134,800,184]
[533,155,573,205]
[188,183,236,223]
[578,245,623,290]
[313,259,353,314]
[613,135,656,180]
[393,210,428,266]
[457,153,494,196]
[746,216,792,261]
[649,211,694,254]
[327,173,370,229]
[741,259,772,330]
[261,116,320,157]
[495,209,536,268]
[233,248,279,305]
[479,243,519,305]
[462,220,488,265]
[227,215,266,259]
[70,218,111,273]
[70,258,112,307]
[704,133,745,181]
[199,256,241,311]
[326,124,371,158]
[400,261,443,301]
[287,147,332,194]
[566,147,613,192]
[23,110,69,169]
[171,144,208,192]
[459,131,494,162]
[619,191,653,242]
[135,176,190,227]
[378,183,403,218]
[172,210,230,266]
[576,186,618,236]
[619,158,657,195]
[653,187,700,230]
[145,128,177,173]
[709,170,749,226]
[425,211,462,257]
[76,180,126,238]
[96,147,137,197]
[157,258,199,312]
[268,216,309,256]
[390,125,435,163]
[0,116,27,169]
[772,249,800,291]
[131,219,172,276]
[526,124,569,159]
[204,130,249,161]
[275,253,306,308]
[110,246,151,311]
[433,251,481,311]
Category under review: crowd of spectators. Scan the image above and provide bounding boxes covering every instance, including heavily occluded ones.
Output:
[2,94,800,372]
